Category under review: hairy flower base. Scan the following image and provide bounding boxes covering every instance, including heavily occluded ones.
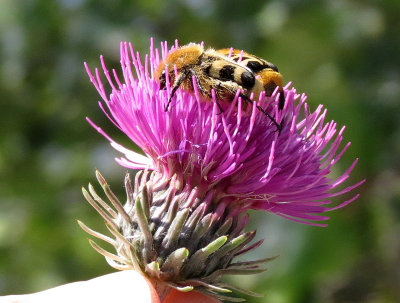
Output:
[79,170,276,302]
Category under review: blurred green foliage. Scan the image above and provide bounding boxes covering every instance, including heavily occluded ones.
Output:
[0,0,399,302]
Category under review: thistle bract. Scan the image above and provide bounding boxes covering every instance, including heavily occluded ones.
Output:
[82,39,364,300]
[80,170,273,301]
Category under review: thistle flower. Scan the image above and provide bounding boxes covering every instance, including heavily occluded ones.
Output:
[81,40,364,301]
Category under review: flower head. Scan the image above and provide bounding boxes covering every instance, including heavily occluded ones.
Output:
[85,40,364,227]
[82,39,365,300]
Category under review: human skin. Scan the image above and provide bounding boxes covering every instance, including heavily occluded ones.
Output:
[0,271,221,303]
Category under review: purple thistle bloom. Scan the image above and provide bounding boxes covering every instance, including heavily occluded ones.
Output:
[84,40,364,227]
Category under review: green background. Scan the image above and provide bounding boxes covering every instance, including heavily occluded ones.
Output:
[0,0,399,302]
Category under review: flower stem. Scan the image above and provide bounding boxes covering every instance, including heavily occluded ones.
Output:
[151,279,171,302]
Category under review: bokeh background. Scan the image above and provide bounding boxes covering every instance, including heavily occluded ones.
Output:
[1,0,399,302]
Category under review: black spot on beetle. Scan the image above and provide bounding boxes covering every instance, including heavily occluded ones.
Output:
[246,60,263,72]
[240,56,252,60]
[240,71,255,88]
[266,62,278,72]
[219,65,235,81]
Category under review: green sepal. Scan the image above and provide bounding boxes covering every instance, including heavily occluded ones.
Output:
[161,247,189,276]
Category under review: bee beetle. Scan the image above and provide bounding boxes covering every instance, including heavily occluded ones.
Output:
[155,43,282,132]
